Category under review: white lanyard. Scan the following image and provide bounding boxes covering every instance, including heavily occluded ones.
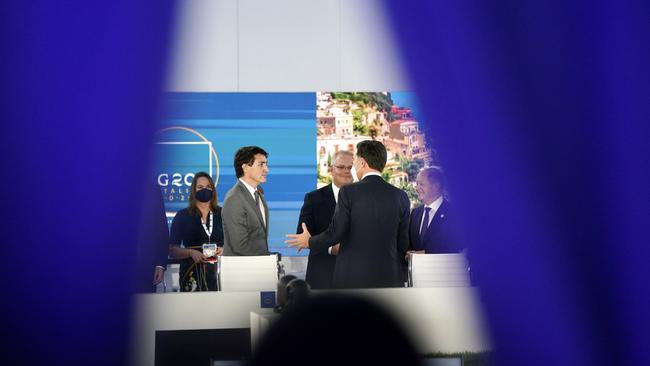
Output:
[201,212,213,243]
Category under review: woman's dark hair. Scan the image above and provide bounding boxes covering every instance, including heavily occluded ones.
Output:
[188,171,219,215]
[234,146,268,178]
[356,140,387,172]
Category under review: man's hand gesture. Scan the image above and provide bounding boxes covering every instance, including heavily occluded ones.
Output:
[285,223,311,253]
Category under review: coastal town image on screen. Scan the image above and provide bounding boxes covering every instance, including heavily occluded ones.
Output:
[316,91,438,206]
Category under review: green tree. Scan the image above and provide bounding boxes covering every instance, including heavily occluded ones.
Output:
[352,109,364,123]
[353,121,369,135]
[399,182,421,206]
[397,156,424,181]
[330,92,394,116]
[398,156,409,171]
[318,173,332,185]
[405,161,422,181]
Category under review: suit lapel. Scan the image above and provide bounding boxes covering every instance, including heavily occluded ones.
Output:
[423,199,447,240]
[236,181,267,233]
[412,205,424,246]
[260,192,269,235]
[323,184,336,214]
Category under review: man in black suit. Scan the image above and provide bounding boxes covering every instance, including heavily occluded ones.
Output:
[134,183,170,293]
[296,150,354,289]
[408,167,463,254]
[287,140,410,288]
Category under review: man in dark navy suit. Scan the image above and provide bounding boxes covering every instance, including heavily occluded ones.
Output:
[408,167,463,254]
[287,141,410,289]
[134,183,170,293]
[296,151,354,289]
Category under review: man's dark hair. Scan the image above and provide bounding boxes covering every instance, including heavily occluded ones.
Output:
[234,146,268,178]
[356,140,387,172]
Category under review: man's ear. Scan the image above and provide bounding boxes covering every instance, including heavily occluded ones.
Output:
[357,157,366,169]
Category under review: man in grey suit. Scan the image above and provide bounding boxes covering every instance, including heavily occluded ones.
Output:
[222,146,270,256]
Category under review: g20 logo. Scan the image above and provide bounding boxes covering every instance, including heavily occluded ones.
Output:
[158,173,195,187]
[158,173,194,202]
[156,126,220,206]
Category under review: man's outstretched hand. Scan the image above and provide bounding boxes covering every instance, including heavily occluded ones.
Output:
[285,222,311,253]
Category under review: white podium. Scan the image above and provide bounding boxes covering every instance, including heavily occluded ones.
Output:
[249,311,279,352]
[132,288,491,366]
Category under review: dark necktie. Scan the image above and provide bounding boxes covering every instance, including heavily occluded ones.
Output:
[254,190,266,228]
[419,207,431,240]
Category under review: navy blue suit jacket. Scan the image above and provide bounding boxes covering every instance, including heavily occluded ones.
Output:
[297,184,337,289]
[309,175,411,289]
[134,184,170,293]
[409,199,463,253]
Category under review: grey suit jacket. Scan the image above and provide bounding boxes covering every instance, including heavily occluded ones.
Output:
[222,180,270,256]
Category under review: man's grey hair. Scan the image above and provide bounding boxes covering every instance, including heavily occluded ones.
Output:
[420,166,446,190]
[332,150,354,164]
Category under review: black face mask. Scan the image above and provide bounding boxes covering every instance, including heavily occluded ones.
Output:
[196,188,212,203]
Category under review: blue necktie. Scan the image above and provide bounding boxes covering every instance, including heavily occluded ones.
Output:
[419,207,431,240]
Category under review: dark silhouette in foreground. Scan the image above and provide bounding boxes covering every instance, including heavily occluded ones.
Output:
[251,293,420,366]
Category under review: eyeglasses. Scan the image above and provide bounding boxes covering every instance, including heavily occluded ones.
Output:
[333,165,353,171]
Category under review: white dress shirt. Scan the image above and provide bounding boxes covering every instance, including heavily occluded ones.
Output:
[419,195,444,235]
[332,182,341,204]
[239,178,266,226]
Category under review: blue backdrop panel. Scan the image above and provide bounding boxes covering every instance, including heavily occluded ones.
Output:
[158,93,316,256]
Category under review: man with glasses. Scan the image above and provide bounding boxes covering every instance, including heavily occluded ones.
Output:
[296,150,354,289]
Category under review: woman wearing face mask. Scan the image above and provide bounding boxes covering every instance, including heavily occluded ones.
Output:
[169,171,224,291]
